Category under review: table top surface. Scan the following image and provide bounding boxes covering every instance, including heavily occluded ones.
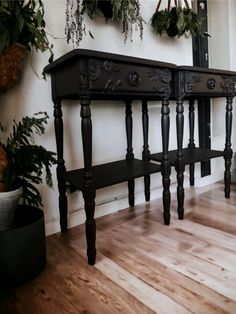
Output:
[176,65,236,76]
[45,49,236,77]
[44,49,177,73]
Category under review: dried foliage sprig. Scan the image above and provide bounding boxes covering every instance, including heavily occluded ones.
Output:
[65,0,144,47]
[111,0,144,42]
[65,0,86,47]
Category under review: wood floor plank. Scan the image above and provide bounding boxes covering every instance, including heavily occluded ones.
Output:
[98,237,234,314]
[187,204,236,235]
[1,182,236,313]
[112,226,236,301]
[95,254,190,314]
[169,219,236,251]
[45,236,155,314]
[125,215,236,273]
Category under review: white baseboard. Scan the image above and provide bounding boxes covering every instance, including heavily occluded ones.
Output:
[231,169,236,183]
[45,170,225,236]
[45,184,168,236]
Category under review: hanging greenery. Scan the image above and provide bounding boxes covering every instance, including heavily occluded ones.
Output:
[0,0,54,91]
[0,0,53,61]
[65,0,144,47]
[151,0,201,38]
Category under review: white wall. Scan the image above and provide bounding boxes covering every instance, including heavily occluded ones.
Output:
[2,0,224,235]
[207,0,236,183]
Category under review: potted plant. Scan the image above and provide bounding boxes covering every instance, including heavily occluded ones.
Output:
[82,0,113,19]
[65,0,144,46]
[0,111,56,230]
[151,0,201,38]
[0,112,56,287]
[0,0,53,93]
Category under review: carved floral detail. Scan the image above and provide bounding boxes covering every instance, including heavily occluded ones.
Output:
[80,59,120,90]
[81,59,173,95]
[101,61,121,92]
[185,72,201,92]
[80,59,90,90]
[221,76,236,94]
[148,69,171,96]
[102,61,120,73]
[88,60,101,81]
[81,59,121,92]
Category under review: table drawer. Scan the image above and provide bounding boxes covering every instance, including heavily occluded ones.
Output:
[182,71,236,96]
[87,58,172,97]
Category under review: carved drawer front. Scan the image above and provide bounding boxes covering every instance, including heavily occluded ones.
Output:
[183,71,236,96]
[87,59,172,97]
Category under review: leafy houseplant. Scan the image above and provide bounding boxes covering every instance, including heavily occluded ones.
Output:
[0,112,56,206]
[65,0,144,47]
[0,113,56,285]
[151,0,201,38]
[0,0,53,92]
[0,112,56,230]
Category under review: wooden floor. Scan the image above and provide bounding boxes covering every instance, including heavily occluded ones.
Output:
[1,182,236,313]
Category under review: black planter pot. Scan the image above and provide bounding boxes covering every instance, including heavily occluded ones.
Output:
[0,205,46,288]
[97,0,113,19]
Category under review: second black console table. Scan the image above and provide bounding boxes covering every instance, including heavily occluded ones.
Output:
[150,66,236,219]
[45,49,176,265]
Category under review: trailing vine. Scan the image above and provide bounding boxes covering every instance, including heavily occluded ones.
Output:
[65,0,144,47]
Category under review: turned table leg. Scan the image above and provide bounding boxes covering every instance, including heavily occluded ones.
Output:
[224,96,233,199]
[161,97,171,225]
[142,100,151,202]
[81,97,96,265]
[188,99,195,186]
[53,99,68,232]
[125,100,135,207]
[175,97,185,220]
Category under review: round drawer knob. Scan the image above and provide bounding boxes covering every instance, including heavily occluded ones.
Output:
[129,71,140,86]
[207,78,216,89]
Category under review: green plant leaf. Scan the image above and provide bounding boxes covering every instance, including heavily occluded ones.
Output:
[151,4,201,38]
[0,31,8,54]
[2,112,57,206]
[0,0,53,62]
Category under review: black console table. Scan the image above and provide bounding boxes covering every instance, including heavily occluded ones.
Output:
[150,66,236,219]
[45,49,176,265]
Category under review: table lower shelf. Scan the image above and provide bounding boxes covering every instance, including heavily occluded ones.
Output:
[64,159,161,191]
[150,147,224,165]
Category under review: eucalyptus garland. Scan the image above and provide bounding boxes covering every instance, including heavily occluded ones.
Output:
[111,0,144,42]
[65,0,85,47]
[65,0,144,47]
[151,0,201,38]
